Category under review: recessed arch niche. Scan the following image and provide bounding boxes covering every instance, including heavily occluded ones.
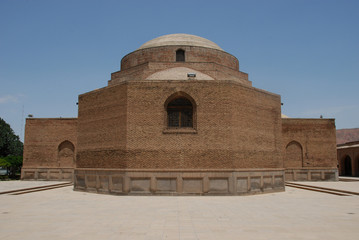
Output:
[58,140,75,167]
[284,141,303,168]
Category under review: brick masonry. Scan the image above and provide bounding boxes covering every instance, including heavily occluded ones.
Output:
[337,142,359,176]
[282,118,338,181]
[21,34,338,194]
[22,118,77,181]
[76,80,282,170]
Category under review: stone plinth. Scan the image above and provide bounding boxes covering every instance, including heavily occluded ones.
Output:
[285,168,338,181]
[74,168,285,196]
[21,167,74,181]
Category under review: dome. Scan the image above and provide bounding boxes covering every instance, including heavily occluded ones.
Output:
[145,67,214,81]
[138,34,223,51]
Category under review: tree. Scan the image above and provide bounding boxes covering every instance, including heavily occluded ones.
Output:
[0,118,23,156]
[0,156,23,177]
[0,118,23,178]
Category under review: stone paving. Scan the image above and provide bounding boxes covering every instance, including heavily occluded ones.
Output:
[0,180,66,192]
[0,180,358,240]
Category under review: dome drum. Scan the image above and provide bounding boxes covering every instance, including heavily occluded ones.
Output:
[120,45,239,71]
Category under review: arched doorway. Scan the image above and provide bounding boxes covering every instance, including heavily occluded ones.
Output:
[284,141,303,168]
[58,141,75,167]
[343,155,352,176]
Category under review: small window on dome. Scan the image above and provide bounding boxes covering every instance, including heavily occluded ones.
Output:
[176,49,185,62]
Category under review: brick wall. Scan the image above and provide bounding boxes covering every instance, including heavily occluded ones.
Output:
[337,144,359,176]
[77,80,282,169]
[23,118,77,168]
[282,118,337,168]
[76,84,128,168]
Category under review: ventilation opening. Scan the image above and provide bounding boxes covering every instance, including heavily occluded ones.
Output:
[176,49,185,62]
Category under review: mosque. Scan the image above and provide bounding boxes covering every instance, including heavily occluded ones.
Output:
[22,34,338,195]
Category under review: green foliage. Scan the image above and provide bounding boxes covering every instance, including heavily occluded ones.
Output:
[0,156,23,178]
[0,117,23,179]
[0,117,23,157]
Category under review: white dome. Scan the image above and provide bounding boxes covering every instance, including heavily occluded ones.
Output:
[138,34,223,51]
[145,67,214,81]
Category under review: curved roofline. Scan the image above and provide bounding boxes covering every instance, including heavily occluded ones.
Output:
[138,33,224,51]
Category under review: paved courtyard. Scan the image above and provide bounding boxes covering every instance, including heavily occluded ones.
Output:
[1,180,358,240]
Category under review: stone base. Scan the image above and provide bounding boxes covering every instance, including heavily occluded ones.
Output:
[21,168,74,181]
[285,168,338,181]
[74,168,285,196]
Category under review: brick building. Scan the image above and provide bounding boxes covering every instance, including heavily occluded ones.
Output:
[337,141,359,177]
[22,34,338,195]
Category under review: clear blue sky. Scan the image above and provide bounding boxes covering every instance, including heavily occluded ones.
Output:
[1,0,358,141]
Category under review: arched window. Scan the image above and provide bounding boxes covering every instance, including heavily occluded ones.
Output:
[167,97,193,128]
[176,49,185,62]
